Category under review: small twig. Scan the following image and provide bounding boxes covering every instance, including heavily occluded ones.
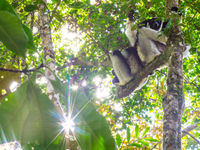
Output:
[151,123,199,149]
[121,98,134,124]
[0,63,45,73]
[30,11,35,30]
[156,70,200,91]
[182,131,200,144]
[184,74,200,91]
[156,69,200,91]
[149,98,157,102]
[155,70,167,76]
[185,0,200,14]
[87,33,108,53]
[49,0,61,23]
[151,140,162,150]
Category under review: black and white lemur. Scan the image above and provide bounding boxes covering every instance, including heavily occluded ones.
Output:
[112,8,189,88]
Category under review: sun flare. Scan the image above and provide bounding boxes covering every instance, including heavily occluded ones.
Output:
[61,116,75,135]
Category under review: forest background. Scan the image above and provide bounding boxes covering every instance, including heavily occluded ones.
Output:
[0,0,199,149]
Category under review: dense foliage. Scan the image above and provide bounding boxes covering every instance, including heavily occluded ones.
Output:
[0,0,199,149]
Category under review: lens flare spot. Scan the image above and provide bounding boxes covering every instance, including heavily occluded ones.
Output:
[61,117,75,134]
[71,85,78,91]
[9,82,18,92]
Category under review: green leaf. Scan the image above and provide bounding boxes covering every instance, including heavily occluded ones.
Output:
[52,0,59,4]
[0,0,35,56]
[144,137,159,142]
[0,80,64,149]
[48,75,116,149]
[0,11,28,56]
[22,24,35,50]
[129,143,143,148]
[63,0,70,4]
[54,13,64,22]
[0,0,17,15]
[126,127,131,142]
[142,127,150,137]
[135,124,139,138]
[138,139,149,146]
[70,88,116,150]
[24,4,38,12]
[48,76,65,96]
[69,1,85,8]
[116,133,122,148]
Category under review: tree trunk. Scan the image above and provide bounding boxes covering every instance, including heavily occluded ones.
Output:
[162,0,186,149]
[38,1,62,113]
[38,1,78,149]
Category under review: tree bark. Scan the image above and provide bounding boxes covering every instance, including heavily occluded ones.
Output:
[38,1,78,149]
[38,1,62,113]
[162,0,186,149]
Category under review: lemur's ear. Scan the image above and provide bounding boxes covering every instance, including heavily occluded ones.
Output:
[171,7,182,16]
[171,7,178,12]
[128,10,135,21]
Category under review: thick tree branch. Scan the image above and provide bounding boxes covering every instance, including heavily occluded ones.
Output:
[116,44,172,98]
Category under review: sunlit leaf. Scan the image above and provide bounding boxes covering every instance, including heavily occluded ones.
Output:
[48,76,65,96]
[70,88,116,150]
[0,64,21,99]
[138,139,149,146]
[129,143,143,148]
[142,127,150,137]
[0,79,64,149]
[49,77,116,150]
[135,124,139,138]
[126,127,131,143]
[116,133,122,148]
[144,137,159,142]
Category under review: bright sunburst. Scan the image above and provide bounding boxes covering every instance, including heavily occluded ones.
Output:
[61,116,75,135]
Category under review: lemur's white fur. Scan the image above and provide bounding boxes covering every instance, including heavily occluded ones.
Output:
[125,18,189,64]
[125,19,168,64]
[112,47,144,86]
[112,53,132,85]
[112,49,148,88]
[111,16,190,89]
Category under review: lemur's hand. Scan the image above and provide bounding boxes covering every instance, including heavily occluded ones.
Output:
[171,7,182,16]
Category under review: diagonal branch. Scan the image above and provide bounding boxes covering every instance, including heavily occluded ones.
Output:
[0,63,44,73]
[116,42,172,98]
[182,131,200,144]
[182,123,198,137]
[49,0,61,23]
[151,123,199,149]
